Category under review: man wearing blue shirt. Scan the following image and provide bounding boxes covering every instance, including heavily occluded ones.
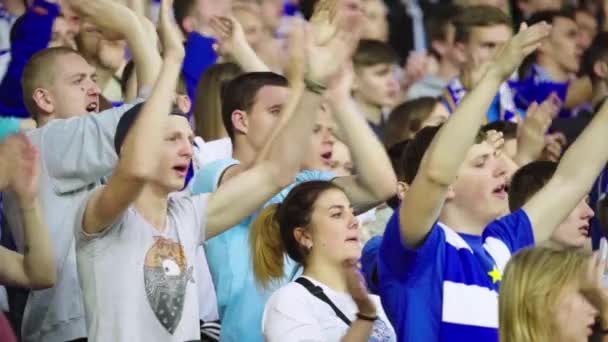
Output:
[376,22,592,342]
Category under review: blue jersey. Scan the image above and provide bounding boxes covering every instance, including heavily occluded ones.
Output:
[378,209,534,342]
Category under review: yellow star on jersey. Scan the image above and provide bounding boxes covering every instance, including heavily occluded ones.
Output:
[488,266,502,284]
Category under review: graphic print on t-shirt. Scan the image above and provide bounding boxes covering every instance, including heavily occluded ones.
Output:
[143,236,194,334]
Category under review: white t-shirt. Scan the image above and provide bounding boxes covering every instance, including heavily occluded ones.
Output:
[263,276,396,342]
[76,195,209,342]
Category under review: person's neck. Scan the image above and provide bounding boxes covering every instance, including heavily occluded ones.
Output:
[232,138,258,168]
[437,59,460,82]
[591,80,608,108]
[440,205,490,237]
[133,184,169,232]
[536,57,570,82]
[303,258,348,293]
[353,96,383,125]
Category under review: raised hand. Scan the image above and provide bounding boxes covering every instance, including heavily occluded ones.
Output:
[484,130,505,156]
[209,15,247,59]
[284,17,307,86]
[158,0,185,62]
[65,0,136,41]
[515,93,561,165]
[489,22,551,81]
[306,0,362,86]
[4,134,40,206]
[540,133,567,162]
[344,260,376,317]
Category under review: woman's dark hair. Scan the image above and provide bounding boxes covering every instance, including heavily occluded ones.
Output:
[250,180,342,288]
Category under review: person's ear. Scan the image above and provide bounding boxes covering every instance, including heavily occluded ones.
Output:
[176,94,191,114]
[396,181,409,201]
[294,227,313,250]
[32,88,54,115]
[231,110,249,135]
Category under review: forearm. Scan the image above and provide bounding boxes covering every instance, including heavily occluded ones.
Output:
[229,44,270,73]
[329,96,396,198]
[122,59,181,176]
[527,104,608,242]
[263,89,323,185]
[340,320,374,342]
[123,14,162,92]
[20,199,56,288]
[425,72,503,184]
[554,105,608,190]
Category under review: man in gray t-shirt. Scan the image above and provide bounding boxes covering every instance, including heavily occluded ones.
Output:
[2,1,160,340]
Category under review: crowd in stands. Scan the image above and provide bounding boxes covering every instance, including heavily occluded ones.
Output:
[3,0,608,341]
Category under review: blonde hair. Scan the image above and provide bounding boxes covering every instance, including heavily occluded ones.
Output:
[250,204,285,288]
[499,247,591,342]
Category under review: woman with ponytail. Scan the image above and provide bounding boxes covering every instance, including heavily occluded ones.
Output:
[251,181,396,341]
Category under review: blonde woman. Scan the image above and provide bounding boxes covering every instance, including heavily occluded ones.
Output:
[500,247,608,342]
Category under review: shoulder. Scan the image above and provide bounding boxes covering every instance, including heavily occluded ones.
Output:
[296,170,337,183]
[192,158,240,194]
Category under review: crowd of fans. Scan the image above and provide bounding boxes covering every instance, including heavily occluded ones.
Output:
[2,0,608,341]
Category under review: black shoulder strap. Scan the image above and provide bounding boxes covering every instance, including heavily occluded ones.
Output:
[295,277,351,326]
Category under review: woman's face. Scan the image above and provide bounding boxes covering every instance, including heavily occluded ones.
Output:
[552,283,598,342]
[306,189,362,265]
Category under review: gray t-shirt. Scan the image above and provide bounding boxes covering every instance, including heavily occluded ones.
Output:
[76,195,209,342]
[2,100,143,342]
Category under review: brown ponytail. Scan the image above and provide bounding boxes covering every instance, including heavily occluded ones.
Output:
[250,204,285,288]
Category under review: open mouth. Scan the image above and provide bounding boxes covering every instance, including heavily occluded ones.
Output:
[86,102,98,113]
[173,165,188,177]
[492,184,507,199]
[321,151,333,165]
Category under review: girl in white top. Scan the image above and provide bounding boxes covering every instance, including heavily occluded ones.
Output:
[251,180,396,342]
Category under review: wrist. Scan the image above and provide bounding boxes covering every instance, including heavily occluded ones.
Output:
[304,78,327,95]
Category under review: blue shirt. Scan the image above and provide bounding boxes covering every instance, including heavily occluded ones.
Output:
[378,209,534,342]
[0,0,59,118]
[191,159,336,342]
[182,32,218,105]
[0,117,21,142]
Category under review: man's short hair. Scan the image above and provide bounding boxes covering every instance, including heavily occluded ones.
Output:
[21,47,78,119]
[173,0,197,34]
[581,32,608,81]
[453,5,512,43]
[384,97,438,149]
[508,160,557,212]
[527,8,575,26]
[426,5,459,44]
[400,124,486,184]
[221,72,288,141]
[353,39,398,69]
[481,121,518,140]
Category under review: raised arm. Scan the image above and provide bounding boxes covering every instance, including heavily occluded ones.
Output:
[400,23,551,248]
[327,64,396,214]
[82,0,183,234]
[523,99,608,243]
[209,16,270,72]
[205,2,360,238]
[0,134,55,289]
[67,0,161,92]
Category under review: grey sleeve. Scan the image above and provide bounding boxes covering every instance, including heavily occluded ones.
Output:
[42,101,142,194]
